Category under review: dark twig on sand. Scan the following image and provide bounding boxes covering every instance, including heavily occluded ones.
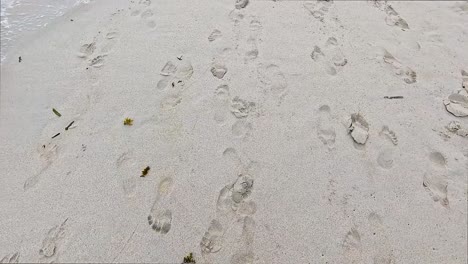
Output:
[384,96,404,99]
[52,133,60,139]
[52,108,62,117]
[65,121,75,130]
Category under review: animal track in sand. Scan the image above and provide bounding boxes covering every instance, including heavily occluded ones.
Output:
[0,253,19,263]
[303,0,334,22]
[310,37,347,76]
[148,176,174,234]
[348,113,369,145]
[317,105,336,148]
[380,48,416,84]
[39,219,68,260]
[78,42,96,58]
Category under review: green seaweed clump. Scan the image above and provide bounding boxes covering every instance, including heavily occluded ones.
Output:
[183,252,195,263]
[123,118,133,126]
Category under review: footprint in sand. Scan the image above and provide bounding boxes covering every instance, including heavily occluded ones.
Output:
[379,48,417,84]
[235,0,249,9]
[376,125,399,169]
[317,105,336,149]
[148,176,174,234]
[423,152,449,207]
[200,153,257,258]
[310,37,347,76]
[443,89,468,117]
[303,0,334,22]
[39,219,68,261]
[230,216,256,264]
[139,0,152,6]
[230,96,255,119]
[140,9,153,19]
[157,58,194,109]
[211,63,228,79]
[0,253,20,264]
[462,70,468,92]
[24,142,59,191]
[384,5,409,30]
[116,151,137,197]
[200,219,225,255]
[213,84,231,124]
[367,212,396,264]
[208,29,222,42]
[232,119,253,139]
[379,125,398,146]
[446,121,468,138]
[257,63,288,104]
[347,113,369,145]
[342,228,362,263]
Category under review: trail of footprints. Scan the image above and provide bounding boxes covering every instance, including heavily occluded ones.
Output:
[303,0,334,22]
[130,0,156,28]
[378,48,417,84]
[341,213,396,263]
[200,149,257,262]
[370,0,409,30]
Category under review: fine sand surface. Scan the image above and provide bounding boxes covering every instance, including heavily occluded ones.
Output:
[1,0,467,263]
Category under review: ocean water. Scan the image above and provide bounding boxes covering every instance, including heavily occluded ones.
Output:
[0,0,86,62]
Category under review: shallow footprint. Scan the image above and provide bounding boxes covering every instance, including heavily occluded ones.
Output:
[423,173,449,207]
[0,252,19,263]
[39,219,68,259]
[232,120,253,139]
[429,151,446,168]
[381,49,416,84]
[213,85,231,124]
[200,219,224,256]
[317,105,336,148]
[211,64,228,79]
[377,148,394,169]
[343,228,362,261]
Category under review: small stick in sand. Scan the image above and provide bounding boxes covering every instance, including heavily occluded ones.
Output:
[141,166,150,177]
[18,56,22,63]
[52,133,60,139]
[65,121,75,130]
[52,108,62,117]
[384,96,404,99]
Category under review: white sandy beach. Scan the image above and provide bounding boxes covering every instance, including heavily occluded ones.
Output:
[0,0,467,263]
